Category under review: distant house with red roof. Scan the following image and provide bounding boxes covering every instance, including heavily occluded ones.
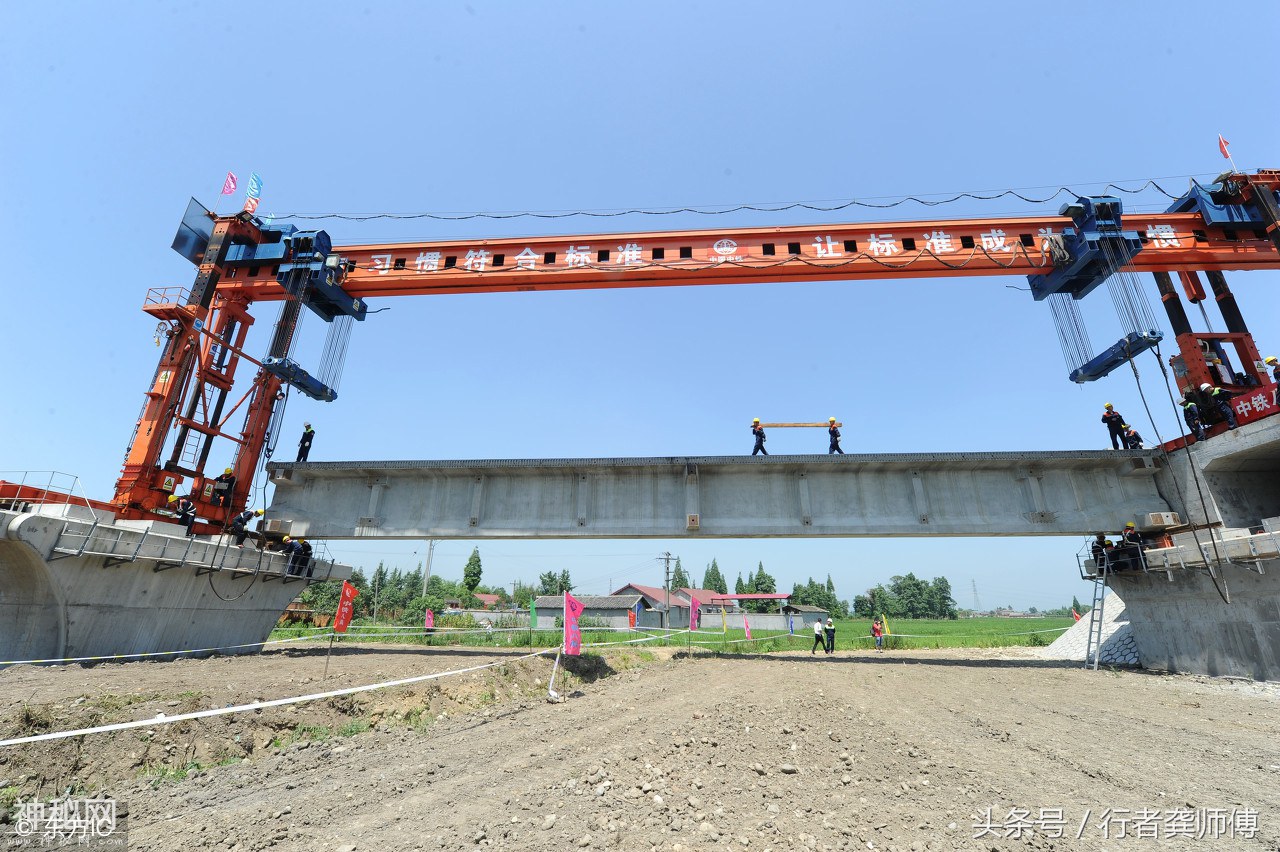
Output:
[474,593,501,610]
[611,583,730,627]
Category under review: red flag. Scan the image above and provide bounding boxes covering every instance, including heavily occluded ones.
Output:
[424,608,435,629]
[243,195,261,214]
[627,608,636,629]
[333,580,359,633]
[563,592,584,656]
[689,596,701,630]
[221,171,238,195]
[742,612,752,640]
[1072,608,1081,622]
[1219,134,1230,159]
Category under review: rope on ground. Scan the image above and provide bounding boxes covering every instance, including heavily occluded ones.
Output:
[0,649,552,749]
[0,633,331,668]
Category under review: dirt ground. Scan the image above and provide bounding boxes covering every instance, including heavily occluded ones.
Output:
[1,641,1278,851]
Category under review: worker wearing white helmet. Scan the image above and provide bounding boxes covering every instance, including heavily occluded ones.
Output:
[751,418,768,456]
[827,416,844,455]
[1200,383,1238,430]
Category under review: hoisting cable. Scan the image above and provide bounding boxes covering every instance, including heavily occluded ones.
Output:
[1126,343,1231,604]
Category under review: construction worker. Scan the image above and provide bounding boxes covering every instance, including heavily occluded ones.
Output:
[1200,383,1238,430]
[1122,424,1144,450]
[211,467,235,507]
[1115,522,1144,572]
[168,493,197,536]
[1101,403,1126,449]
[299,539,314,578]
[281,536,302,574]
[751,418,768,456]
[229,508,264,546]
[297,422,315,462]
[1266,355,1280,384]
[1090,533,1108,572]
[1181,399,1207,442]
[827,417,844,454]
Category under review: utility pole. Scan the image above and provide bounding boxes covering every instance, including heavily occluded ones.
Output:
[661,551,673,630]
[421,540,436,598]
[971,579,981,614]
[512,579,518,612]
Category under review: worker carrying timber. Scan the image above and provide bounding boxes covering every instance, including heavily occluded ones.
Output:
[751,419,768,455]
[229,508,264,546]
[168,493,197,536]
[1200,383,1238,430]
[211,467,235,507]
[1101,403,1127,449]
[827,417,845,454]
[297,422,315,462]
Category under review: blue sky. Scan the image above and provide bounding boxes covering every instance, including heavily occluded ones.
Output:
[2,1,1278,610]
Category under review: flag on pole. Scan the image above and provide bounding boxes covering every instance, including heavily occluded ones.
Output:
[221,172,238,195]
[243,172,263,214]
[689,596,701,630]
[1072,608,1081,622]
[424,608,435,629]
[742,612,752,640]
[720,605,727,634]
[334,580,359,633]
[1218,134,1231,160]
[881,614,891,636]
[788,614,794,635]
[628,608,636,629]
[530,601,537,628]
[563,592,584,655]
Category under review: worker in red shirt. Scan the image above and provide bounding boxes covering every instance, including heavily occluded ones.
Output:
[871,618,884,652]
[1101,403,1126,449]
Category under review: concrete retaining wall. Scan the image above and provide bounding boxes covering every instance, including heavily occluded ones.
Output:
[1109,562,1280,681]
[1,510,350,663]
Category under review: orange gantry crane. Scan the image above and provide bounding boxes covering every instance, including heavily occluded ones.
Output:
[94,169,1280,529]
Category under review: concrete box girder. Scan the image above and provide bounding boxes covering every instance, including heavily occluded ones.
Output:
[266,451,1169,540]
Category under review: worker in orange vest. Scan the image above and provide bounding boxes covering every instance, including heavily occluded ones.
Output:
[1101,403,1126,449]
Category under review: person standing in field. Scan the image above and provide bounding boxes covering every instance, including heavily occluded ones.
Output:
[871,618,884,652]
[811,618,825,654]
[823,617,836,654]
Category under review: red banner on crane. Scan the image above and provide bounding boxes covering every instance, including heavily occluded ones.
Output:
[1219,134,1231,159]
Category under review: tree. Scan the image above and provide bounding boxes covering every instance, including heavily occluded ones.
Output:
[926,577,958,619]
[1072,595,1089,614]
[702,558,728,594]
[734,573,746,595]
[512,580,537,609]
[671,557,691,590]
[746,562,777,613]
[557,569,574,594]
[537,570,574,595]
[462,548,483,593]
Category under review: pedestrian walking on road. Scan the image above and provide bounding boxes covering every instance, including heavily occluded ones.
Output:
[751,419,768,456]
[823,617,836,654]
[827,417,844,454]
[1101,403,1126,449]
[297,422,315,462]
[811,618,825,654]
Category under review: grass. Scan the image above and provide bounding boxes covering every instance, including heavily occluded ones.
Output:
[270,616,1073,654]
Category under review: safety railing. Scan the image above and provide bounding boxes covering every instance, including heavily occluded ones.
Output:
[1,470,105,559]
[141,285,191,310]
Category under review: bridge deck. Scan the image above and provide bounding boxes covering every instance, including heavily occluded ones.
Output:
[265,450,1169,540]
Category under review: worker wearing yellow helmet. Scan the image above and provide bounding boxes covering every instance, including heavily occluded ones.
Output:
[229,506,265,546]
[1101,403,1126,449]
[212,466,236,508]
[827,416,844,455]
[751,418,768,456]
[1266,355,1280,384]
[168,493,197,536]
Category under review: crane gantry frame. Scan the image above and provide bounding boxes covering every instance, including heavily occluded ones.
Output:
[102,169,1280,529]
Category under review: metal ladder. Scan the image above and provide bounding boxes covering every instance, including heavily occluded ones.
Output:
[1084,556,1109,671]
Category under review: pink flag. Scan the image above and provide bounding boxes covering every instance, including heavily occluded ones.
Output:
[742,612,752,640]
[243,195,261,214]
[424,608,435,629]
[221,172,238,195]
[1219,134,1230,160]
[689,596,700,630]
[563,592,584,656]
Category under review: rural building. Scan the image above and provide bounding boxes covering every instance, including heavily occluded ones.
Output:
[532,594,660,629]
[474,593,501,610]
[610,583,725,628]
